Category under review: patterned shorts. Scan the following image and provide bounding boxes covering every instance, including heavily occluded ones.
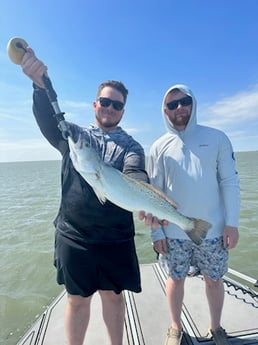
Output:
[159,237,228,281]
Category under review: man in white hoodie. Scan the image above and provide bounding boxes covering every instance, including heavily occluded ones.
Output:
[148,84,240,345]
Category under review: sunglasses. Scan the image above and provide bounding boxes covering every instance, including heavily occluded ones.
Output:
[97,97,124,111]
[166,96,192,110]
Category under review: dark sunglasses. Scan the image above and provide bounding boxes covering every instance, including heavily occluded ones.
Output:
[166,96,192,110]
[97,97,124,111]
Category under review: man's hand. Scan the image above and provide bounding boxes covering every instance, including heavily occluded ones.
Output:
[223,226,239,249]
[138,211,169,229]
[153,239,167,255]
[21,47,47,88]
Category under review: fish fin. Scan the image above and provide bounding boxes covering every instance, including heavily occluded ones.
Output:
[186,219,211,245]
[138,181,178,208]
[92,188,107,204]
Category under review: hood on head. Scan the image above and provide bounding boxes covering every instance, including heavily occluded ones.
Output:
[162,84,197,133]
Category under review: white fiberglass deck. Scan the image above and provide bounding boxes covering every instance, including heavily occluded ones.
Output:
[17,263,258,345]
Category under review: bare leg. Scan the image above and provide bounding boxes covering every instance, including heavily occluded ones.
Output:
[166,277,185,330]
[203,275,224,330]
[65,293,93,345]
[99,290,125,345]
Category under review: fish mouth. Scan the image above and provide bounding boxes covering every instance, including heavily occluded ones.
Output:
[68,136,76,151]
[68,136,79,167]
[68,134,84,148]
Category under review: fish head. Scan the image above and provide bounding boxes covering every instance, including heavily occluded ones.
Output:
[68,134,99,174]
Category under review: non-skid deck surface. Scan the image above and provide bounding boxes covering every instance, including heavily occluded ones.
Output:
[17,263,258,345]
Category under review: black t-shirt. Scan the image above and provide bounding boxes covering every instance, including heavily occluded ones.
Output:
[32,86,149,244]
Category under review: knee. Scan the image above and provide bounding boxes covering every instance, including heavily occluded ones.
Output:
[98,290,124,304]
[204,275,223,289]
[167,276,185,287]
[67,293,92,310]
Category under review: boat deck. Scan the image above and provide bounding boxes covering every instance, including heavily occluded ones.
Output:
[17,263,258,344]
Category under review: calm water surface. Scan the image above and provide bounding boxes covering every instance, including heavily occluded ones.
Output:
[0,152,258,344]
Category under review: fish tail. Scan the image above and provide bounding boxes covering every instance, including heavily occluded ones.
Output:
[186,219,211,245]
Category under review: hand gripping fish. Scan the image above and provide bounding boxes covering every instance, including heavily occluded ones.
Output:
[68,135,211,245]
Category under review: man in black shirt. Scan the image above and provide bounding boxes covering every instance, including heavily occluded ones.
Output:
[21,47,156,345]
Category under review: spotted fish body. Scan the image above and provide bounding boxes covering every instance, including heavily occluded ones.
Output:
[68,135,211,245]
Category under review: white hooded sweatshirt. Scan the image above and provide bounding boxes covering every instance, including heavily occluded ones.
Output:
[149,84,240,242]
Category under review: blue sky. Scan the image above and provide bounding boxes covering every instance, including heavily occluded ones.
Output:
[1,0,258,162]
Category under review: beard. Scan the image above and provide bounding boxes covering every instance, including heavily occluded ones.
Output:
[95,113,121,130]
[170,113,190,128]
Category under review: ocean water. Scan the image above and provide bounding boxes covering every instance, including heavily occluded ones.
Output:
[1,152,258,345]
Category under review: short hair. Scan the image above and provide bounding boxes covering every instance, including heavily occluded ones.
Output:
[96,80,128,104]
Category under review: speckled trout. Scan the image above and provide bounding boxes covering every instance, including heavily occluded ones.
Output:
[68,135,211,245]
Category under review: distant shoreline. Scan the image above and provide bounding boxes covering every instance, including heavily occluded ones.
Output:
[1,150,258,164]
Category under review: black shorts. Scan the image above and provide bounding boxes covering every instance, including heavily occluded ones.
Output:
[54,232,141,297]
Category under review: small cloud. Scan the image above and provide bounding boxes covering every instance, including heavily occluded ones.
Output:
[0,138,60,162]
[199,85,258,128]
[124,127,143,134]
[0,110,33,124]
[58,99,93,124]
[61,100,92,109]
